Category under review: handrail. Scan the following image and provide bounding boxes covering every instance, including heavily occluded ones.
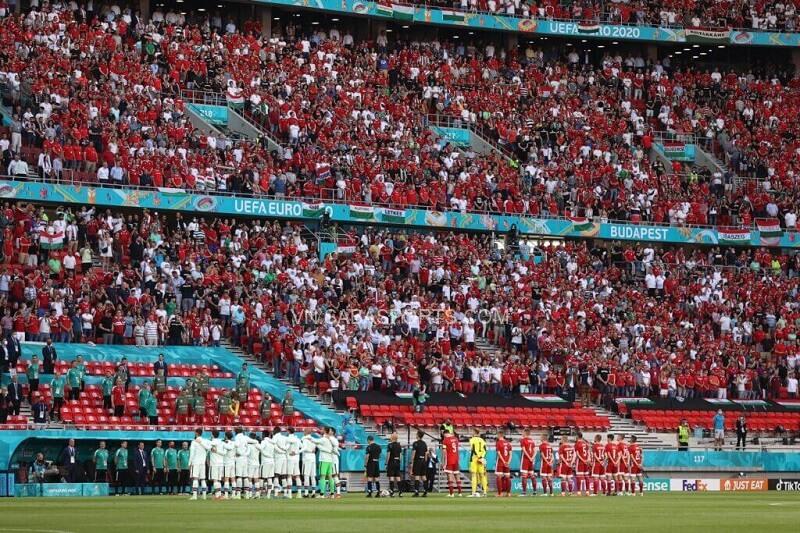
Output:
[0,172,775,234]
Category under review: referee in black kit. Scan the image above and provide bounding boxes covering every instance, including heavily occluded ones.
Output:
[411,431,428,497]
[385,433,403,497]
[365,436,382,497]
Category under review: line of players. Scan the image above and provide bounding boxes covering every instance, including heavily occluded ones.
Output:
[442,429,645,497]
[186,426,344,500]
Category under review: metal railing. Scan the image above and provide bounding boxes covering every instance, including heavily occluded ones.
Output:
[0,172,773,234]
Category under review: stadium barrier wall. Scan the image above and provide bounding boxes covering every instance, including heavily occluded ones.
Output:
[254,0,800,47]
[14,483,109,497]
[3,179,797,248]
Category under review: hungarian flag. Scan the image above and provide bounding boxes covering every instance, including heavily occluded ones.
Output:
[40,230,65,250]
[302,202,325,218]
[442,9,465,22]
[349,205,375,220]
[521,394,567,404]
[380,208,407,224]
[756,218,782,238]
[375,2,393,16]
[395,392,414,400]
[226,86,244,106]
[718,228,750,245]
[777,400,800,410]
[568,216,593,232]
[578,22,600,33]
[392,4,414,20]
[685,28,730,43]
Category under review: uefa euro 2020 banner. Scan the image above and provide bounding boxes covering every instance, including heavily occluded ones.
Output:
[4,180,800,248]
[254,0,800,47]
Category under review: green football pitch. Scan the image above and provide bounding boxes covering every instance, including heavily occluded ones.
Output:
[0,493,796,532]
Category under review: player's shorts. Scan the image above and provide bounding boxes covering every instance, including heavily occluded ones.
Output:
[190,464,206,479]
[287,457,300,477]
[591,464,606,477]
[224,463,235,479]
[275,455,287,476]
[520,460,534,474]
[386,460,401,478]
[606,463,618,475]
[618,463,630,476]
[209,465,224,481]
[444,460,460,474]
[248,465,260,479]
[575,461,590,476]
[235,458,248,478]
[318,461,333,478]
[468,458,486,474]
[261,460,275,479]
[366,462,380,478]
[302,456,317,478]
[495,463,510,475]
[556,463,573,477]
[412,458,426,477]
[540,462,553,476]
[630,465,642,475]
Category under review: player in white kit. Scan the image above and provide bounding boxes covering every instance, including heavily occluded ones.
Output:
[272,427,289,498]
[258,429,276,498]
[300,428,318,498]
[208,430,226,499]
[247,432,262,499]
[234,427,258,499]
[223,431,236,499]
[188,429,212,500]
[285,427,302,499]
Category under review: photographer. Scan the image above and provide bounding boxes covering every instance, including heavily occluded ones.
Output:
[28,453,49,496]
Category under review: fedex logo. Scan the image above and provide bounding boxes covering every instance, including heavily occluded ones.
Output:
[670,478,720,492]
[682,480,709,491]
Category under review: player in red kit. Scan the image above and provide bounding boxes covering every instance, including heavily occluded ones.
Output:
[616,434,631,495]
[591,434,606,496]
[519,429,537,496]
[539,435,554,496]
[494,430,512,497]
[556,437,575,496]
[605,434,618,496]
[442,430,462,497]
[574,432,591,496]
[629,435,644,496]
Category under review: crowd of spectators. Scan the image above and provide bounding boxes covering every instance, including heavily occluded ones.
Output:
[1,2,799,231]
[0,199,799,419]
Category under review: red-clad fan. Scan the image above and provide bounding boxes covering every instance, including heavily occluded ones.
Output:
[591,434,607,496]
[494,431,513,497]
[574,432,591,496]
[605,434,619,496]
[616,435,632,495]
[556,437,575,496]
[539,435,554,496]
[442,430,462,497]
[629,436,644,496]
[519,429,537,496]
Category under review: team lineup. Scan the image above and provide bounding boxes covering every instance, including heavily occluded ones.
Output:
[441,429,645,497]
[180,426,645,500]
[187,427,343,500]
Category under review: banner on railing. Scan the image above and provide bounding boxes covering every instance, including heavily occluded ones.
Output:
[5,180,800,248]
[186,103,229,126]
[254,0,800,47]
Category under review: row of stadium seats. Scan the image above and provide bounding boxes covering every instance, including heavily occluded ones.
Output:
[631,409,800,432]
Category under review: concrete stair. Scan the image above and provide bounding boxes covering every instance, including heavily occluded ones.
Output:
[220,341,384,437]
[588,405,674,449]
